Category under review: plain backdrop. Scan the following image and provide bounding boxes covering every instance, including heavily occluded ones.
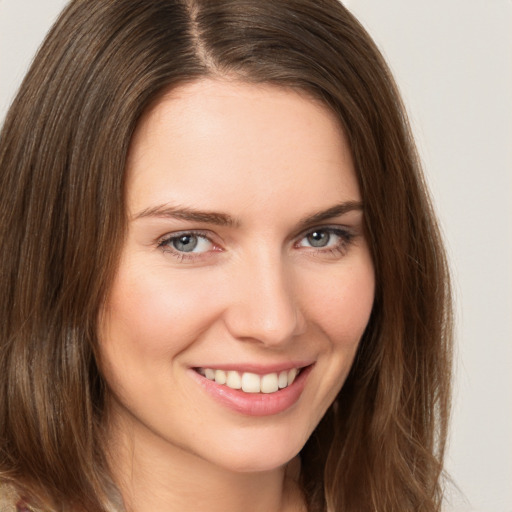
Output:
[1,1,511,511]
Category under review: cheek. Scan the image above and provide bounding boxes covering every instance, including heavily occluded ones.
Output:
[97,264,227,412]
[304,260,375,349]
[100,264,223,360]
[291,260,375,433]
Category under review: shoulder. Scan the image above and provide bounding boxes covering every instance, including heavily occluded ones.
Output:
[0,482,19,511]
[0,483,40,512]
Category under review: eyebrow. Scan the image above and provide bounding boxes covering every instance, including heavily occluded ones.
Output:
[297,201,363,229]
[132,204,238,226]
[131,200,363,228]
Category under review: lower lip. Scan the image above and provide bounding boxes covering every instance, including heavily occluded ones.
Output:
[189,366,312,417]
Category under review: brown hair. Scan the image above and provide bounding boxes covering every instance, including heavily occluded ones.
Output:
[0,0,452,510]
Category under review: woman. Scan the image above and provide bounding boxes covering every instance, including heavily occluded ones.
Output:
[0,0,452,511]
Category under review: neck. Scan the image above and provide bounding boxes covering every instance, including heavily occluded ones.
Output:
[105,413,304,512]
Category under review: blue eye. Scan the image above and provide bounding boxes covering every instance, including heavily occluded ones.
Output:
[304,230,331,248]
[172,234,199,252]
[159,232,214,255]
[297,227,354,255]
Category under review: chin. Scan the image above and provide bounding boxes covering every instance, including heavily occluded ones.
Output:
[194,423,310,474]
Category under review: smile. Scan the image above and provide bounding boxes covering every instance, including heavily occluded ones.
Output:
[195,367,301,394]
[191,364,313,416]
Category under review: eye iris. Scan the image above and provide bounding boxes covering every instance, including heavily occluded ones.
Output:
[173,234,198,252]
[307,230,330,248]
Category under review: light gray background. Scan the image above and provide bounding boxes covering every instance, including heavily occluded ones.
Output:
[1,1,511,511]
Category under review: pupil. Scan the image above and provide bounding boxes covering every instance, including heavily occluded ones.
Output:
[308,231,329,248]
[173,235,198,252]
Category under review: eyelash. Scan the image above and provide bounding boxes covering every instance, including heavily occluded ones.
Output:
[157,226,355,262]
[295,227,355,258]
[157,230,216,262]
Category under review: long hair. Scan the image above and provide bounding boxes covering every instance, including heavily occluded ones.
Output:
[0,1,452,510]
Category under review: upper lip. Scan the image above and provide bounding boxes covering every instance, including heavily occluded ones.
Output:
[192,361,314,375]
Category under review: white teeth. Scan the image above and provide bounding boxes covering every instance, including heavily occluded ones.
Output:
[261,373,279,394]
[214,369,227,385]
[198,367,303,394]
[287,368,298,385]
[242,372,261,393]
[226,370,242,389]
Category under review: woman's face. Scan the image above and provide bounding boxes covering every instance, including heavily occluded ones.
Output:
[99,79,375,474]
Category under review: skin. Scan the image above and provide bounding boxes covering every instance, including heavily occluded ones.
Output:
[99,79,375,512]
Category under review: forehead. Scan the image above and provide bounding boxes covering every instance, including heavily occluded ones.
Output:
[125,79,360,219]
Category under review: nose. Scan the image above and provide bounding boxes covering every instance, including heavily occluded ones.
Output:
[222,252,306,346]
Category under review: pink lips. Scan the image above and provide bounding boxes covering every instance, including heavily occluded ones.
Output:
[189,364,313,416]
